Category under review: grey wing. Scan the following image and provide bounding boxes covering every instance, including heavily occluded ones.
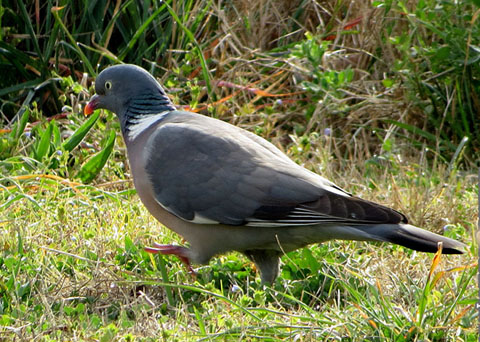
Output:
[144,120,407,227]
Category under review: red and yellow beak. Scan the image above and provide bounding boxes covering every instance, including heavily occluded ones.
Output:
[84,94,100,116]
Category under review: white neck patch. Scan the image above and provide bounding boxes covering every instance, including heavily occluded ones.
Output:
[128,112,168,140]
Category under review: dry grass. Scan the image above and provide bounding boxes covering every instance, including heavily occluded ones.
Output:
[160,0,448,167]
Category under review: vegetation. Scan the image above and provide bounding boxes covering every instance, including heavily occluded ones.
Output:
[0,0,478,340]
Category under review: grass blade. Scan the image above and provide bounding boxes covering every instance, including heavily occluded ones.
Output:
[51,6,94,75]
[448,136,469,174]
[387,119,457,151]
[118,4,167,61]
[164,2,212,94]
[16,0,45,68]
[0,79,42,98]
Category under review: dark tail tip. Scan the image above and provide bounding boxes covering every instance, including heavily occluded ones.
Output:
[394,224,466,254]
[367,223,466,255]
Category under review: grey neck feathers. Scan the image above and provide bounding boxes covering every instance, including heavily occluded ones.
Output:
[122,90,175,134]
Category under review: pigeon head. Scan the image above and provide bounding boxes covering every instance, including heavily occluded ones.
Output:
[84,64,174,121]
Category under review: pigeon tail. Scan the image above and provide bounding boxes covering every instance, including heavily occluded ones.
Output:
[361,223,465,254]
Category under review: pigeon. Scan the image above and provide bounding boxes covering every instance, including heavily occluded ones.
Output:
[84,64,465,284]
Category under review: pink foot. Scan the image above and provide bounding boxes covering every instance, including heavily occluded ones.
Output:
[145,243,196,276]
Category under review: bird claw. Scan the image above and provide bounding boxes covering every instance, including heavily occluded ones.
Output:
[145,243,197,277]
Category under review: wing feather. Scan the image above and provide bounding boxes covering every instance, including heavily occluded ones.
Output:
[144,112,407,227]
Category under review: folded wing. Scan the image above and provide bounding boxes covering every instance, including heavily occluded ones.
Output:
[144,112,406,228]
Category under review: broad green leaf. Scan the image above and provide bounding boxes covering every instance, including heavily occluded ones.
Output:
[52,121,61,148]
[34,122,53,161]
[10,108,30,142]
[124,236,137,254]
[62,111,100,153]
[382,78,394,88]
[77,130,116,183]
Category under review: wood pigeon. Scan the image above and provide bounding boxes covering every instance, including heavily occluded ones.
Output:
[84,64,465,284]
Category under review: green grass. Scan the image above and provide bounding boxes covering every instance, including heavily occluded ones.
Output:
[0,145,476,341]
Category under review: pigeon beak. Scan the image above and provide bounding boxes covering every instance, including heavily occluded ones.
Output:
[84,94,100,116]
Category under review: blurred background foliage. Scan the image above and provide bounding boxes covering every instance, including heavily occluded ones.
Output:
[0,0,479,182]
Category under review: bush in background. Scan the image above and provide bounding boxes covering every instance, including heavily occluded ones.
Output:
[0,0,479,178]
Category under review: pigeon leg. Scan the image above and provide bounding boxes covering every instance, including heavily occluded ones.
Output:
[145,243,196,276]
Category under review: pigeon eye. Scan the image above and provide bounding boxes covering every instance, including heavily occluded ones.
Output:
[105,81,112,90]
